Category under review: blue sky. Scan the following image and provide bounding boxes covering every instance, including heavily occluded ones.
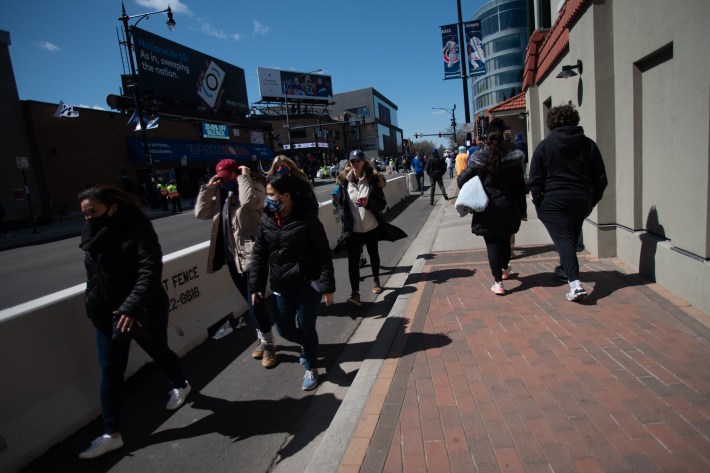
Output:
[2,0,486,148]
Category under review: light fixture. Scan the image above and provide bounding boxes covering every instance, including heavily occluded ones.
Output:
[166,7,176,31]
[556,59,583,79]
[517,111,529,120]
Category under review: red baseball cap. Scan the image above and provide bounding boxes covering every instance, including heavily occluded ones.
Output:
[215,159,238,179]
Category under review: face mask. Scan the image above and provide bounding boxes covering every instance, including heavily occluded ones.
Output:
[221,179,237,193]
[275,167,290,176]
[265,195,285,213]
[87,210,111,233]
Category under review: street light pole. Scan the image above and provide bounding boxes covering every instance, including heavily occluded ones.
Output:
[283,69,322,158]
[118,2,175,208]
[432,104,457,142]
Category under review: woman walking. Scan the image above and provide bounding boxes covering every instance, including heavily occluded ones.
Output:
[332,150,387,306]
[249,174,335,391]
[77,185,190,459]
[529,104,607,301]
[458,119,527,295]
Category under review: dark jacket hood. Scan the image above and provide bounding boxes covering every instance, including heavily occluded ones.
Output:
[471,148,525,170]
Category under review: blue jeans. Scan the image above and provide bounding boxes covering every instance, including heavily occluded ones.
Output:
[95,311,185,433]
[271,284,321,371]
[415,173,424,192]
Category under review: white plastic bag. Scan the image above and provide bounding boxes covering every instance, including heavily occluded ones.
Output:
[455,175,489,217]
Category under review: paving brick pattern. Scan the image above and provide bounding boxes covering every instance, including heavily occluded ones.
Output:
[343,248,710,473]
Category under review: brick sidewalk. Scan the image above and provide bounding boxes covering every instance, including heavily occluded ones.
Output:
[339,247,710,473]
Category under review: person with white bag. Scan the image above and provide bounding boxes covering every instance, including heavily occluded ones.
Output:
[457,118,527,295]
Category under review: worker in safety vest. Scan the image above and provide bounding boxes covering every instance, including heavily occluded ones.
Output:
[156,181,169,210]
[167,180,182,214]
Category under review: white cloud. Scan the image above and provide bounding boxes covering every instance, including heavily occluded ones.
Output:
[253,20,270,35]
[197,18,241,41]
[134,0,191,16]
[35,41,60,52]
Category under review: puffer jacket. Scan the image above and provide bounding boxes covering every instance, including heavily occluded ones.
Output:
[457,148,527,237]
[80,212,168,333]
[194,174,265,274]
[249,208,335,296]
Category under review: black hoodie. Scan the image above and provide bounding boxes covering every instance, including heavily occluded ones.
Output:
[528,125,607,207]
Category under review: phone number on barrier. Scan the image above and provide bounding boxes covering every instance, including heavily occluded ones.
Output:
[169,286,200,312]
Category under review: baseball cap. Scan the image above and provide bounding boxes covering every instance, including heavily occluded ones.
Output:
[458,146,466,153]
[431,148,439,155]
[350,150,366,161]
[215,159,238,179]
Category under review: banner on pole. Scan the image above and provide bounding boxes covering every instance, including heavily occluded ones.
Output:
[464,21,486,76]
[440,24,461,80]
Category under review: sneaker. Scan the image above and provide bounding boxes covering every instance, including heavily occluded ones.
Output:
[166,382,191,410]
[491,281,506,295]
[359,257,368,268]
[502,264,512,280]
[372,278,383,294]
[78,434,124,459]
[566,286,588,302]
[554,265,568,282]
[251,339,268,359]
[302,369,319,391]
[261,343,276,368]
[299,346,306,365]
[347,292,361,306]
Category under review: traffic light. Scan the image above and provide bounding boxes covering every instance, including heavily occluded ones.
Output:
[438,132,442,138]
[140,90,160,118]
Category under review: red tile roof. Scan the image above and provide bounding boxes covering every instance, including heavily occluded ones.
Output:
[523,0,591,90]
[488,91,526,112]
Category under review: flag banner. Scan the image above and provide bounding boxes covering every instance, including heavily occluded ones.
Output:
[464,21,486,76]
[441,24,461,80]
[128,113,159,130]
[53,101,80,118]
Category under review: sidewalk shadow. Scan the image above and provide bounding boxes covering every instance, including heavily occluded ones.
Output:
[423,267,475,284]
[511,243,558,259]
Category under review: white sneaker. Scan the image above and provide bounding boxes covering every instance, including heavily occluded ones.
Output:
[491,281,506,295]
[566,285,588,302]
[502,264,512,280]
[78,434,124,459]
[166,381,191,410]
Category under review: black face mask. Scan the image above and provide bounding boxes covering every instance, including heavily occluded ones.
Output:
[88,211,111,233]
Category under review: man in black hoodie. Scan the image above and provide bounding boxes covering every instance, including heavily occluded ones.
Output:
[529,104,607,302]
[424,148,449,205]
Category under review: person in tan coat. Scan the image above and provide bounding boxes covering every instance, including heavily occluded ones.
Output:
[195,159,276,367]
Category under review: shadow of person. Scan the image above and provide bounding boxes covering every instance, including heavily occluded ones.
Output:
[424,267,475,284]
[639,206,666,282]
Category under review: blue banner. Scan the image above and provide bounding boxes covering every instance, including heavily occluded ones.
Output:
[126,137,274,166]
[464,21,486,76]
[441,24,461,80]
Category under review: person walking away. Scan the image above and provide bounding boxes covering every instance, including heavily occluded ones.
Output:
[156,180,169,211]
[457,119,527,295]
[77,185,190,459]
[514,132,529,178]
[444,150,455,179]
[411,152,425,195]
[331,150,388,306]
[528,104,607,302]
[194,159,276,367]
[166,180,182,214]
[455,145,469,176]
[424,148,449,205]
[249,174,335,391]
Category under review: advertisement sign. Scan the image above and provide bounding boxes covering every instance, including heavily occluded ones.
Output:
[201,123,230,140]
[126,137,274,165]
[464,21,486,76]
[131,27,248,115]
[440,24,461,80]
[258,67,333,103]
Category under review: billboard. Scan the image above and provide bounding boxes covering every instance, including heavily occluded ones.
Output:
[440,24,461,80]
[125,137,274,165]
[464,21,486,76]
[131,27,248,115]
[257,67,333,103]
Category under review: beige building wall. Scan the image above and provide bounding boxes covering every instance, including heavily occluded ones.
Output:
[526,0,710,313]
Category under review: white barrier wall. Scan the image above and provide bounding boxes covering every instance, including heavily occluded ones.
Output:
[0,175,410,472]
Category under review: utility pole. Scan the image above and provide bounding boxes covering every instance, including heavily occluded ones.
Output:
[456,0,472,144]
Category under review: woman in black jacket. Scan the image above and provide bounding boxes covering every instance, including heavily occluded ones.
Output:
[529,104,607,302]
[458,119,527,295]
[77,185,189,459]
[249,174,335,391]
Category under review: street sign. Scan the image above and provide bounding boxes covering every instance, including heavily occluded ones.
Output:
[16,157,29,168]
[462,123,475,133]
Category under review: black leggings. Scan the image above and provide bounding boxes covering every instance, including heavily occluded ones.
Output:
[346,228,380,293]
[483,235,512,281]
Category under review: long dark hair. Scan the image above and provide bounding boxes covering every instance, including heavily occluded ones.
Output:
[484,130,506,175]
[266,173,318,214]
[78,185,149,224]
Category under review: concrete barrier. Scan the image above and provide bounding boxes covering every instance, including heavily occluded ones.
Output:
[0,175,409,472]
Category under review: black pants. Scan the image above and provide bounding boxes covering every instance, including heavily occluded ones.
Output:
[536,193,592,282]
[429,175,447,203]
[346,228,380,293]
[170,197,182,214]
[227,260,272,335]
[483,235,512,281]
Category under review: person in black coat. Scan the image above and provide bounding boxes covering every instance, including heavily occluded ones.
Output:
[529,104,607,302]
[458,119,527,295]
[77,185,190,459]
[249,174,335,391]
[424,148,449,205]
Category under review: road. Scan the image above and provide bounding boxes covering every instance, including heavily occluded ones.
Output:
[0,180,339,310]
